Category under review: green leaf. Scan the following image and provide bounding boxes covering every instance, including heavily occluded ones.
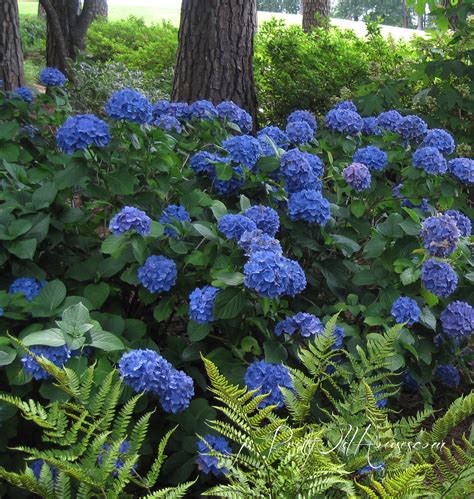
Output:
[88,328,124,351]
[400,267,420,285]
[350,200,365,218]
[102,235,126,256]
[7,219,33,239]
[193,223,218,240]
[211,271,244,286]
[32,182,58,209]
[107,170,136,195]
[31,280,67,316]
[239,195,251,212]
[214,288,245,319]
[0,122,19,140]
[377,213,403,238]
[6,238,37,259]
[330,234,361,257]
[61,303,91,329]
[84,283,110,309]
[0,346,17,366]
[256,155,280,172]
[188,322,211,342]
[215,162,233,181]
[363,235,386,258]
[400,219,420,236]
[210,200,227,220]
[419,306,436,330]
[154,296,175,322]
[263,340,288,363]
[23,328,66,347]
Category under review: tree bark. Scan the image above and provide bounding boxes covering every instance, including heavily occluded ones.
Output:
[0,0,25,90]
[302,0,330,32]
[91,0,108,20]
[38,2,47,18]
[172,0,258,126]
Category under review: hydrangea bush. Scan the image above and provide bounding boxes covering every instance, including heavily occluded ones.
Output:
[0,78,472,492]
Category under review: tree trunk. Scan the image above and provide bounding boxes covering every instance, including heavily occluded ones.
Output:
[302,0,330,32]
[0,0,25,90]
[40,0,97,76]
[91,0,108,20]
[38,2,47,18]
[172,0,258,126]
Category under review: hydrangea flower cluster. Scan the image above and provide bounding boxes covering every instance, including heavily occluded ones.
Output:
[159,204,191,238]
[56,114,110,154]
[218,214,257,241]
[434,364,460,388]
[440,301,474,343]
[22,345,71,380]
[189,285,219,323]
[422,128,455,155]
[343,162,371,191]
[280,149,321,192]
[421,259,458,298]
[391,297,420,325]
[20,124,38,138]
[244,250,306,298]
[402,372,419,392]
[446,209,471,237]
[352,146,388,171]
[196,434,231,476]
[287,189,330,225]
[39,67,66,87]
[212,165,245,196]
[9,277,44,301]
[285,120,314,144]
[397,115,428,142]
[109,206,151,236]
[222,135,261,170]
[256,126,289,155]
[325,107,363,135]
[13,86,34,103]
[287,110,317,131]
[412,147,447,174]
[358,463,386,474]
[244,360,293,408]
[216,101,252,133]
[275,312,324,338]
[167,102,191,119]
[97,440,135,474]
[243,205,280,237]
[420,214,459,258]
[376,110,402,132]
[153,115,182,133]
[238,230,282,256]
[334,100,357,112]
[105,89,152,124]
[30,460,58,481]
[118,349,194,413]
[401,197,430,214]
[361,117,381,136]
[190,151,219,175]
[189,100,218,120]
[448,158,473,184]
[137,255,177,293]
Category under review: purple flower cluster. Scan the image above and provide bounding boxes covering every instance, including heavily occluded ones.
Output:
[56,114,110,154]
[343,162,371,191]
[137,255,177,293]
[22,345,71,380]
[440,301,474,343]
[222,135,261,170]
[325,107,363,135]
[361,117,381,136]
[244,360,293,408]
[446,209,471,237]
[287,189,331,225]
[397,115,428,142]
[280,149,322,192]
[159,204,190,238]
[334,101,357,112]
[421,214,459,258]
[412,147,447,174]
[109,206,151,236]
[189,285,219,323]
[238,229,282,256]
[422,129,455,155]
[353,146,387,171]
[285,120,314,144]
[421,259,458,298]
[216,101,252,133]
[9,277,44,301]
[196,435,231,476]
[105,89,152,124]
[218,214,257,241]
[434,364,460,388]
[244,205,280,237]
[391,297,420,325]
[287,110,317,131]
[257,126,289,155]
[448,158,473,184]
[275,312,324,338]
[189,151,217,174]
[376,110,402,132]
[39,67,66,87]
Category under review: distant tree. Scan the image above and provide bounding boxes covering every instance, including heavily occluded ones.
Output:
[302,0,331,31]
[0,0,25,90]
[91,0,108,20]
[257,0,300,14]
[172,0,258,123]
[333,0,415,27]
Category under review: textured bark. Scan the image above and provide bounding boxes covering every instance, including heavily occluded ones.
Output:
[38,2,47,17]
[172,0,258,125]
[0,0,25,90]
[302,0,330,31]
[91,0,108,20]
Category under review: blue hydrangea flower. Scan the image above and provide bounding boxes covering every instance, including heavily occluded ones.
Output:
[244,205,280,237]
[402,372,419,392]
[13,87,34,103]
[244,361,293,408]
[333,326,345,349]
[448,158,473,184]
[325,108,363,135]
[391,297,420,325]
[30,460,58,481]
[56,114,110,154]
[105,89,152,123]
[189,285,219,324]
[153,115,182,133]
[238,229,282,256]
[434,364,460,388]
[22,345,71,380]
[280,149,320,192]
[212,165,245,196]
[190,151,219,175]
[376,110,403,132]
[287,190,331,225]
[401,198,431,214]
[216,101,252,133]
[302,151,324,178]
[152,99,171,119]
[422,129,455,155]
[189,100,218,120]
[440,301,474,343]
[0,308,4,317]
[373,387,388,409]
[196,434,231,476]
[421,259,458,298]
[39,67,66,87]
[118,349,173,394]
[361,117,381,136]
[218,214,257,241]
[445,210,472,237]
[137,255,177,293]
[97,440,135,474]
[168,102,191,119]
[222,135,261,170]
[334,100,357,112]
[159,369,194,413]
[413,147,447,174]
[109,206,151,236]
[275,313,323,338]
[343,162,371,191]
[159,204,191,238]
[20,124,38,138]
[257,126,289,155]
[287,110,317,131]
[421,214,459,258]
[358,463,385,474]
[244,251,306,298]
[392,183,403,198]
[398,115,428,142]
[285,120,314,144]
[9,277,44,301]
[353,146,388,172]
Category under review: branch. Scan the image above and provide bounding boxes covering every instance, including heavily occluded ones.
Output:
[39,0,68,69]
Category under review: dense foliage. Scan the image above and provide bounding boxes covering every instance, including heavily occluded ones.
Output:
[0,63,472,496]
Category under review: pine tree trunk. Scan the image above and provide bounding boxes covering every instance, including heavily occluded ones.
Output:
[172,0,258,126]
[38,2,47,18]
[91,0,108,20]
[0,0,25,90]
[302,0,330,31]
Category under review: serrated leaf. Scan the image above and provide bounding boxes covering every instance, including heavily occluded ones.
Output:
[23,328,66,347]
[214,288,245,319]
